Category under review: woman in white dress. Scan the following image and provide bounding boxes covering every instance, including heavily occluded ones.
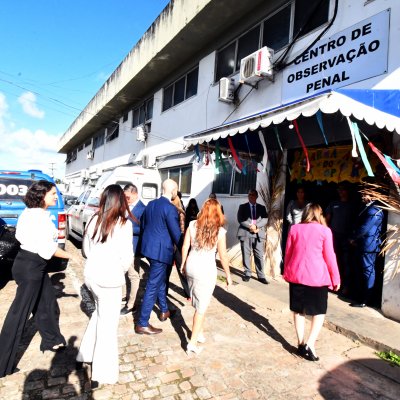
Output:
[76,185,134,387]
[181,198,232,355]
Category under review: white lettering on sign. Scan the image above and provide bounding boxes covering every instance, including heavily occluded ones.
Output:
[0,184,29,197]
[282,10,389,102]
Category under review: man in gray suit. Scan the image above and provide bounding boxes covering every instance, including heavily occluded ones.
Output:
[237,189,269,284]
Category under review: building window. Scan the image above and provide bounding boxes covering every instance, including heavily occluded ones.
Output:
[78,144,84,152]
[84,139,92,148]
[159,165,192,194]
[212,159,257,195]
[162,66,199,112]
[132,97,153,128]
[122,111,128,122]
[93,131,105,150]
[106,125,119,142]
[66,149,77,164]
[215,0,330,81]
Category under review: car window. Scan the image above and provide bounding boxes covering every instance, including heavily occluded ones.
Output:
[87,197,99,207]
[0,178,33,201]
[82,190,91,204]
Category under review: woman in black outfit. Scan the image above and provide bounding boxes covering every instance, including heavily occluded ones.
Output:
[0,181,73,377]
[184,198,199,230]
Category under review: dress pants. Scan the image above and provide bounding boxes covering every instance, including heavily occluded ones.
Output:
[240,237,266,279]
[125,257,141,309]
[357,250,378,304]
[77,280,122,384]
[137,258,168,327]
[0,249,65,377]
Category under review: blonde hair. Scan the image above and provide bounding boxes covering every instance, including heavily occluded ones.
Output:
[195,198,225,249]
[301,203,327,226]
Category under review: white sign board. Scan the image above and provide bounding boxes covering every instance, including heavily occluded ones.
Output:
[282,9,389,102]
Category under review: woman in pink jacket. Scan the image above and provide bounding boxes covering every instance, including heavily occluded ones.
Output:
[284,203,340,361]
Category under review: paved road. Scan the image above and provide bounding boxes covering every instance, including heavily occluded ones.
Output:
[0,239,399,399]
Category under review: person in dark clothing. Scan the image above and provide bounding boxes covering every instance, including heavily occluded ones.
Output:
[349,192,384,308]
[185,198,199,230]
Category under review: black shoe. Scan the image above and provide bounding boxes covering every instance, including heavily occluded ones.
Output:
[91,380,100,390]
[297,344,307,357]
[304,345,319,361]
[258,278,269,284]
[350,302,367,308]
[120,306,133,316]
[242,276,251,282]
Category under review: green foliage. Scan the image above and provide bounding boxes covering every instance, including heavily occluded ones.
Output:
[377,351,400,367]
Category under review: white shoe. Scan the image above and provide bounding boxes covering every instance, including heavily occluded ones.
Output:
[186,343,203,356]
[197,334,206,344]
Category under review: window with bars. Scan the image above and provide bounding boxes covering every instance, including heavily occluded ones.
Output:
[93,131,105,150]
[162,66,199,112]
[106,125,119,142]
[159,165,193,195]
[215,0,330,81]
[212,159,257,195]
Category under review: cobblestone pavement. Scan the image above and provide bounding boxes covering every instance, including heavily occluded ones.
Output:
[0,240,399,399]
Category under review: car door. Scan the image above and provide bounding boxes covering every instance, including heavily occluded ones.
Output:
[69,191,86,233]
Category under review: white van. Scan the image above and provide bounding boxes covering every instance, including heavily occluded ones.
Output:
[67,166,161,243]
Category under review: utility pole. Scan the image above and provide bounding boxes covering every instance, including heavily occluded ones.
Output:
[49,163,56,178]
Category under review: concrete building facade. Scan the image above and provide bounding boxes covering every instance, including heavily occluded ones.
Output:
[58,0,400,320]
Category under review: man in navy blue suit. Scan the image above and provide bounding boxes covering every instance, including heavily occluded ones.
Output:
[135,179,182,334]
[349,191,384,308]
[121,183,146,316]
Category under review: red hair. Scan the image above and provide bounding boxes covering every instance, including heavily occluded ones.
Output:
[195,198,225,249]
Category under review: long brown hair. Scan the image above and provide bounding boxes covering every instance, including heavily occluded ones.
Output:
[301,203,326,226]
[194,198,225,249]
[91,184,134,243]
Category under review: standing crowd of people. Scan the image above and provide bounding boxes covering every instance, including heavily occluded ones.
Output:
[0,178,385,388]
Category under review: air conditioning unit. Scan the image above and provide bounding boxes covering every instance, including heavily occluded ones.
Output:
[239,46,274,84]
[136,125,147,142]
[142,154,149,168]
[86,150,94,160]
[218,77,235,103]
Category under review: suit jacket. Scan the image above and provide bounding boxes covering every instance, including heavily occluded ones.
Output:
[130,200,146,254]
[353,202,384,252]
[237,202,268,240]
[140,196,182,265]
[283,222,340,289]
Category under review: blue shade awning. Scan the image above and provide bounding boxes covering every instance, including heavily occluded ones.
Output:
[184,90,400,146]
[336,89,400,118]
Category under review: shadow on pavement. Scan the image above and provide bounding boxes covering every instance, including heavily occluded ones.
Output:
[213,285,296,354]
[318,358,400,399]
[22,335,92,399]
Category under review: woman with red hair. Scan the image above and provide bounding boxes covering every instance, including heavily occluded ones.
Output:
[181,198,232,355]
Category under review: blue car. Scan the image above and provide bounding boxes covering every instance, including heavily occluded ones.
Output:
[0,170,67,270]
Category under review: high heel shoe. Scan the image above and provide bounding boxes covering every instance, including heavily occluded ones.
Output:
[304,345,319,361]
[186,343,203,356]
[197,334,206,344]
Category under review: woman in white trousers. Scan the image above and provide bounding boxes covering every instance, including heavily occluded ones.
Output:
[76,185,135,387]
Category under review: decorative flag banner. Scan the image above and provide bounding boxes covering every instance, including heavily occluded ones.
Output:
[272,126,283,152]
[240,158,247,175]
[384,155,400,175]
[194,144,201,162]
[290,145,378,183]
[346,117,358,157]
[258,130,269,173]
[227,156,241,173]
[316,111,328,146]
[350,121,374,177]
[214,141,221,174]
[227,136,244,171]
[368,142,400,184]
[293,119,310,172]
[205,146,210,166]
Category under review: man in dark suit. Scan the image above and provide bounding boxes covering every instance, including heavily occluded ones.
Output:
[349,192,384,308]
[121,183,146,316]
[237,189,269,284]
[134,179,182,335]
